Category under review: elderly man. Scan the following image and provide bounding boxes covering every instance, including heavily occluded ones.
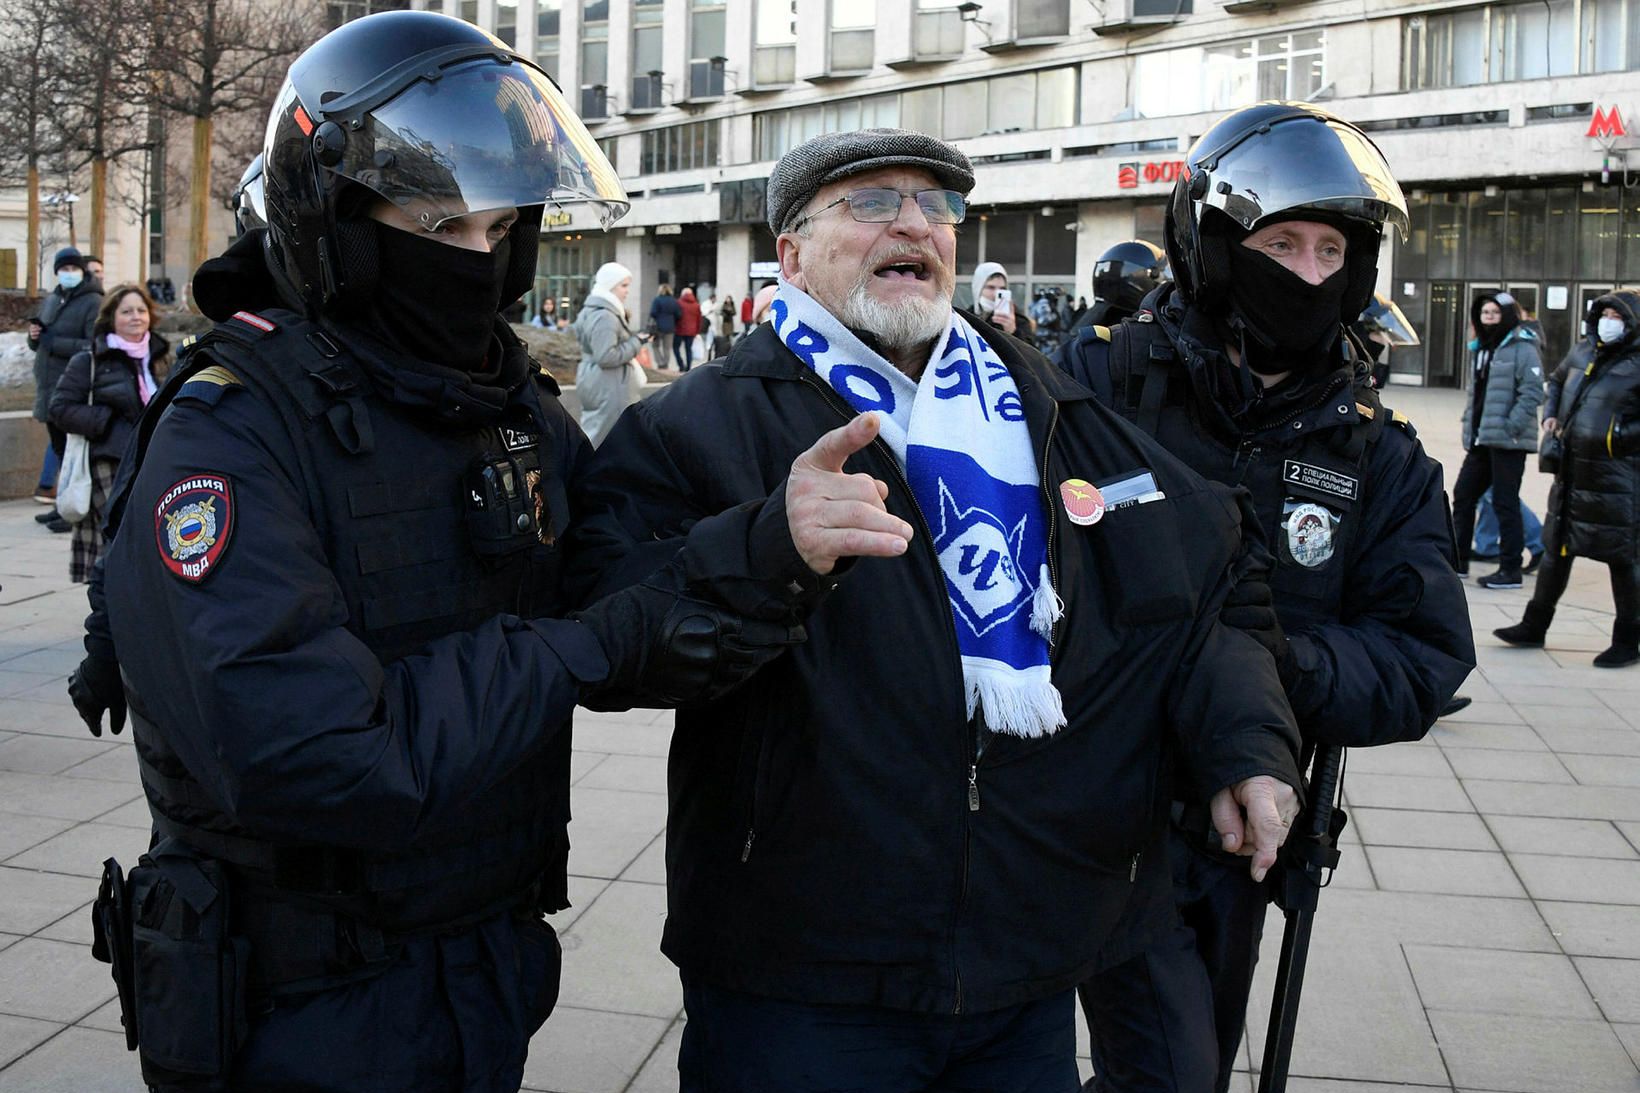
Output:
[568,129,1303,1092]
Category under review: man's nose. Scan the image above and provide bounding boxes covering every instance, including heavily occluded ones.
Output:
[1291,247,1329,286]
[888,196,933,236]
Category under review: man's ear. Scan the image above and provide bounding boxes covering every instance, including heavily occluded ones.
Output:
[777,232,807,292]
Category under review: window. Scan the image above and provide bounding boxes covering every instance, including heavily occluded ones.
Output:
[952,205,1078,308]
[460,0,477,22]
[916,0,965,58]
[632,0,665,109]
[752,67,1077,160]
[1402,0,1635,89]
[495,0,517,47]
[640,120,722,174]
[831,0,875,72]
[755,0,798,85]
[535,0,561,83]
[1135,32,1324,118]
[690,0,728,97]
[581,0,609,118]
[324,0,406,28]
[1014,0,1068,38]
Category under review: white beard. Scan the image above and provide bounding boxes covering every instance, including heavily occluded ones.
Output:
[838,281,951,351]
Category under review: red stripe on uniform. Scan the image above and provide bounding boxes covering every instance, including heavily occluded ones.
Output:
[232,311,276,333]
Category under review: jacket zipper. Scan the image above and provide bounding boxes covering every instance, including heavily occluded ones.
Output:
[796,370,981,1015]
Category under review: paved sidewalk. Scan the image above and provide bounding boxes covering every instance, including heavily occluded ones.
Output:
[0,386,1635,1092]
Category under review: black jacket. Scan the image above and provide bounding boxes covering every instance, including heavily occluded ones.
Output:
[1550,289,1640,564]
[49,335,172,461]
[566,317,1301,1015]
[1056,286,1474,748]
[29,280,102,421]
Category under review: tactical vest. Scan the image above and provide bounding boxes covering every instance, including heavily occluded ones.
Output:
[1076,318,1391,635]
[124,310,573,955]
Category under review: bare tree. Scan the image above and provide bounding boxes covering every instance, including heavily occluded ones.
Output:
[58,0,156,261]
[147,0,316,290]
[0,0,71,295]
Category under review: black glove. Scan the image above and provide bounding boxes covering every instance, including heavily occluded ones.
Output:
[1221,569,1300,693]
[68,654,126,737]
[573,578,806,706]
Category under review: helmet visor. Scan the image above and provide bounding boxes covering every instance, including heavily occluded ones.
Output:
[331,57,628,229]
[1199,113,1408,240]
[1362,293,1420,346]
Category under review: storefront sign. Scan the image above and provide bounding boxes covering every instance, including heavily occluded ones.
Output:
[749,261,781,278]
[543,211,572,227]
[655,224,684,236]
[1117,160,1187,189]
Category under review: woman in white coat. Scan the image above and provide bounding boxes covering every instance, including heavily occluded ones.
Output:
[574,262,647,446]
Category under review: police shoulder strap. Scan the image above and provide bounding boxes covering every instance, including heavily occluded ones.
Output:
[1110,316,1178,437]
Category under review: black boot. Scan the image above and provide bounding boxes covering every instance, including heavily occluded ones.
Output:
[1477,567,1523,590]
[1494,602,1554,646]
[1594,621,1640,669]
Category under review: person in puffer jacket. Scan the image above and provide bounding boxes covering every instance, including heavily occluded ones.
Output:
[1496,290,1640,668]
[1452,291,1544,588]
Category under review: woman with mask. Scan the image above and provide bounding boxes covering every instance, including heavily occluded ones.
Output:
[574,261,647,446]
[1497,292,1640,667]
[1450,292,1545,589]
[28,246,103,531]
[48,284,169,581]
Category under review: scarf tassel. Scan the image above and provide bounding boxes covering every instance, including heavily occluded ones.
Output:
[966,670,1068,740]
[1029,563,1063,641]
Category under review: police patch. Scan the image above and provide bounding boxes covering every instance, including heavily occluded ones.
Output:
[154,474,234,583]
[1283,502,1338,569]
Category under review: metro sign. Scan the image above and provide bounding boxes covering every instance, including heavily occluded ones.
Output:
[1118,160,1187,189]
[1589,105,1627,140]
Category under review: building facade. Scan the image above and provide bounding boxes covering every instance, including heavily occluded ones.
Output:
[430,0,1636,382]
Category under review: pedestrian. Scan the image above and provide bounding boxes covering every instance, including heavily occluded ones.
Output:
[574,261,648,447]
[717,293,737,352]
[1057,102,1475,1093]
[567,127,1304,1092]
[1497,292,1640,667]
[739,290,753,335]
[530,296,556,327]
[1451,291,1545,589]
[970,260,1032,340]
[48,284,169,582]
[73,13,811,1091]
[675,286,702,371]
[82,254,105,287]
[27,245,102,533]
[648,282,681,368]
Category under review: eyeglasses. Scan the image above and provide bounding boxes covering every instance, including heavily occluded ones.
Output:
[790,188,968,231]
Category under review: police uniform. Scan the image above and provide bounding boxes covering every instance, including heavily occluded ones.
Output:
[101,307,603,1092]
[1058,291,1474,1092]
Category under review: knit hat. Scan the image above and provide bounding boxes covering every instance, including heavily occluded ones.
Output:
[52,246,84,274]
[766,128,975,236]
[592,261,633,296]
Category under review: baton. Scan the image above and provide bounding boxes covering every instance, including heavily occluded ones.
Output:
[1257,742,1347,1093]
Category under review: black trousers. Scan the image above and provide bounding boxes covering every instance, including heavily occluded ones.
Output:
[1452,446,1527,572]
[1529,532,1640,625]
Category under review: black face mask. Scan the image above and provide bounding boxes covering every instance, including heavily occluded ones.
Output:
[1225,244,1349,375]
[369,222,509,371]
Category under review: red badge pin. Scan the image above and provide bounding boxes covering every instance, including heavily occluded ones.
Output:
[154,474,235,584]
[1059,479,1105,526]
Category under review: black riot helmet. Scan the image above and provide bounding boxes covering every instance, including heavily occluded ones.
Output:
[1092,239,1167,320]
[261,10,628,315]
[233,154,266,236]
[1164,102,1407,325]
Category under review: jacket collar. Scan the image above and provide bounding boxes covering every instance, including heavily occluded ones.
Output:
[721,307,1095,406]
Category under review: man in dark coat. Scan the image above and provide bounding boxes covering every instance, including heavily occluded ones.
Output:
[567,127,1304,1092]
[1057,103,1474,1093]
[28,245,102,531]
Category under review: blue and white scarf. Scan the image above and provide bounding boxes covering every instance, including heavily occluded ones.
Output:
[771,281,1065,738]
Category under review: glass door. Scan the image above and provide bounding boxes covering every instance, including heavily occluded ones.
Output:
[1425,281,1465,387]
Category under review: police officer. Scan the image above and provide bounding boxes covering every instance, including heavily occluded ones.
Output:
[1071,239,1168,333]
[1056,103,1475,1093]
[82,13,845,1091]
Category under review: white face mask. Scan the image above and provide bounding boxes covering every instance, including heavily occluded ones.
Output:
[57,270,82,290]
[1598,316,1627,345]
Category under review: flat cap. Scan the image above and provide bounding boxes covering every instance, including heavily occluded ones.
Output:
[766,128,975,236]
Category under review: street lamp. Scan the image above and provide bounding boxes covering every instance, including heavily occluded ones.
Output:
[42,191,81,246]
